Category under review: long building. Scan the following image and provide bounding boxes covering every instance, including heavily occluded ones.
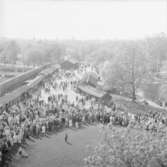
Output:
[0,64,58,108]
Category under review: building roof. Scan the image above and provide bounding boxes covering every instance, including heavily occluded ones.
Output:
[0,85,29,107]
[78,84,105,98]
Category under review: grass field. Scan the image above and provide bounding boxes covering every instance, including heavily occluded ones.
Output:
[11,125,103,167]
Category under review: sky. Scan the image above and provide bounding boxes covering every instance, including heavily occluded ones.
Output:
[1,0,167,40]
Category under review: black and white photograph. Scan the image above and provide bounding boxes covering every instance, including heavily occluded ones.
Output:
[0,0,167,167]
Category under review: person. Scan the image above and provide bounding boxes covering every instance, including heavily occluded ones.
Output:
[64,133,68,143]
[41,124,46,136]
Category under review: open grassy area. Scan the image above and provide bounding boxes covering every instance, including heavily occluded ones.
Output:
[11,125,103,167]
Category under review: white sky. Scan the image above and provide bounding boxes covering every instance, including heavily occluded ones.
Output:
[1,0,167,40]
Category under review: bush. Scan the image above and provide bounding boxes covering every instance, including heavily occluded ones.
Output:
[84,126,167,167]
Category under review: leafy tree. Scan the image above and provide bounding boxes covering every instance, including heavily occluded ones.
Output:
[146,34,167,73]
[0,40,20,64]
[44,43,65,63]
[84,126,167,167]
[24,48,45,66]
[86,46,115,67]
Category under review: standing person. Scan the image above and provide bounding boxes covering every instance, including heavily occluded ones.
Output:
[64,133,68,143]
[41,124,46,137]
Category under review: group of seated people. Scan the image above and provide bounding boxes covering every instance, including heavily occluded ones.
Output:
[0,64,167,167]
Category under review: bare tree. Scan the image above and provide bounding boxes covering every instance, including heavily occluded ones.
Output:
[102,41,149,101]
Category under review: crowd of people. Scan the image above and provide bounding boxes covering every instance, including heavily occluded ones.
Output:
[0,63,167,166]
[0,64,115,167]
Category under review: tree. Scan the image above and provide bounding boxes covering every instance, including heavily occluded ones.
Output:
[24,49,45,66]
[0,40,20,64]
[84,126,167,167]
[86,46,114,66]
[102,41,150,101]
[20,40,66,65]
[146,34,167,73]
[44,42,65,63]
